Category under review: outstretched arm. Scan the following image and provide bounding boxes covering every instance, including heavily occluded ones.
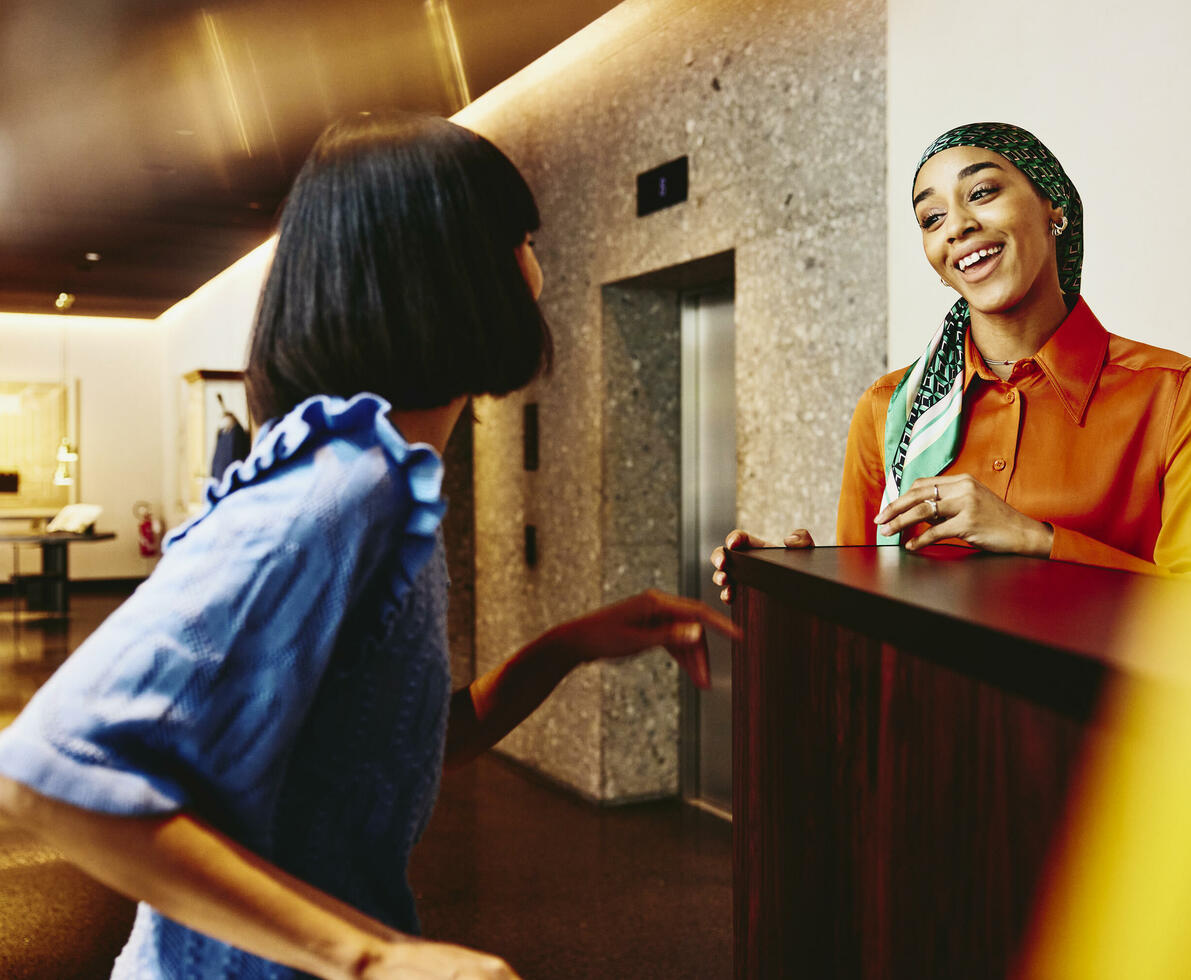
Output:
[0,776,517,980]
[444,590,737,769]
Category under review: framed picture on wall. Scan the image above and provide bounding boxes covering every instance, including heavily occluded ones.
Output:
[179,370,250,516]
[0,379,80,517]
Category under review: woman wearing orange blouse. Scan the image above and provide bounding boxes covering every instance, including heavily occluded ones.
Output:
[713,122,1191,589]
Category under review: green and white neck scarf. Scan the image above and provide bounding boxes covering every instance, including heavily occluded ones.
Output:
[881,122,1085,524]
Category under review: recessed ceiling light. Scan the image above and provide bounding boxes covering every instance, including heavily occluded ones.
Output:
[54,292,76,311]
[84,252,101,262]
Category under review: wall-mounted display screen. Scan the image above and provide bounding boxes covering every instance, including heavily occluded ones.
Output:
[636,156,689,217]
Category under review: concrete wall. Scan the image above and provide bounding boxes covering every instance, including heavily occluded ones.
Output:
[456,0,886,800]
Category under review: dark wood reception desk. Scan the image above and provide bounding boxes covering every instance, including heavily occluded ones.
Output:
[725,544,1189,979]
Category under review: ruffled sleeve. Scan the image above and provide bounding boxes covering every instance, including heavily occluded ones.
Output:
[168,392,445,550]
[0,393,446,832]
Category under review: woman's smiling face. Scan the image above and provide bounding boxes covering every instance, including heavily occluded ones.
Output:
[912,145,1065,317]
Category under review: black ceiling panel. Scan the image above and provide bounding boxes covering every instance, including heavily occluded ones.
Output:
[0,0,618,317]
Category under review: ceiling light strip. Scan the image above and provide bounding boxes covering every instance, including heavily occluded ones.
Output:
[201,9,253,157]
[424,0,472,111]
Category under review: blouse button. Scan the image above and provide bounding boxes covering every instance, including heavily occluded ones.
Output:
[1006,390,1016,403]
[992,458,1006,471]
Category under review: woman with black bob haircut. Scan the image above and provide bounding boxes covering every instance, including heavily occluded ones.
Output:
[0,111,731,980]
[247,110,552,422]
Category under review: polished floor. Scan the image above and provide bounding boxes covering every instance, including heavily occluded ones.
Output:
[0,594,139,980]
[0,589,731,979]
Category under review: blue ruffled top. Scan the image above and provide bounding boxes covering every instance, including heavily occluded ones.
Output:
[0,393,453,978]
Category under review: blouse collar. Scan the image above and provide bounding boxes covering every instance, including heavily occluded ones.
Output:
[965,296,1109,425]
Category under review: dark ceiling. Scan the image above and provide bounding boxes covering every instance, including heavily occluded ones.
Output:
[0,0,619,318]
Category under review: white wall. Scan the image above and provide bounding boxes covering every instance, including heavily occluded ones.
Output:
[0,313,163,580]
[156,238,274,529]
[887,0,1191,368]
[0,238,271,582]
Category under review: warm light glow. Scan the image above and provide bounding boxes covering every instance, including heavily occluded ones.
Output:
[424,0,471,111]
[1023,587,1191,978]
[53,437,77,486]
[133,2,643,325]
[0,312,156,329]
[54,292,75,311]
[142,2,641,326]
[201,8,253,157]
[157,234,276,322]
[453,1,659,130]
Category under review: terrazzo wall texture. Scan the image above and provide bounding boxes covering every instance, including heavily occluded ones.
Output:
[600,282,685,797]
[456,0,886,801]
[600,283,682,611]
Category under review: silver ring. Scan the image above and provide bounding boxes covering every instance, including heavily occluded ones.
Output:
[929,498,941,523]
[933,484,940,501]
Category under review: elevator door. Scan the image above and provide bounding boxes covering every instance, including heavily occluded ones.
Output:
[680,285,735,815]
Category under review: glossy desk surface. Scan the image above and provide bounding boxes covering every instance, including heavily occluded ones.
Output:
[727,544,1191,714]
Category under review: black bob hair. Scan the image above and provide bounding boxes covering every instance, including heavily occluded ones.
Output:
[245,111,552,423]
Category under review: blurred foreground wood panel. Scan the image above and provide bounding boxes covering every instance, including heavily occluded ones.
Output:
[728,545,1188,979]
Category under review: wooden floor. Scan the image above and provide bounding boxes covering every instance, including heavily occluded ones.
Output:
[0,588,731,979]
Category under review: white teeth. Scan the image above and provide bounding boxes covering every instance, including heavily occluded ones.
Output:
[957,244,1002,271]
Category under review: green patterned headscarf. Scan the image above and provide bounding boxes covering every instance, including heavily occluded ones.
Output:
[880,122,1084,526]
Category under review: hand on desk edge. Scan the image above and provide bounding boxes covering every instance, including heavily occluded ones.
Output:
[710,527,816,603]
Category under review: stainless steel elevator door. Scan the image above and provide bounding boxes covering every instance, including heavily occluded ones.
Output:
[680,285,735,815]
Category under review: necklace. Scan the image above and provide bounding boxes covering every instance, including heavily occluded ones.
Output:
[975,345,1019,366]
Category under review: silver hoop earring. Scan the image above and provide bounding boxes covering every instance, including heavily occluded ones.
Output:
[1051,215,1068,238]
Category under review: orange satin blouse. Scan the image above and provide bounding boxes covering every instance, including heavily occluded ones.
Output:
[837,297,1191,575]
